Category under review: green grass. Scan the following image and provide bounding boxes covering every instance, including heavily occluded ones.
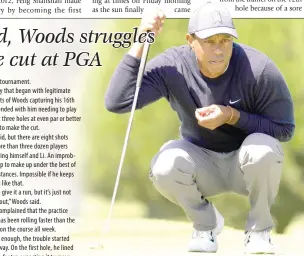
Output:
[64,195,304,255]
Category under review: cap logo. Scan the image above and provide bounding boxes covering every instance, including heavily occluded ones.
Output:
[213,11,222,25]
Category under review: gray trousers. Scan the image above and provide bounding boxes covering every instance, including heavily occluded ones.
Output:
[149,133,284,232]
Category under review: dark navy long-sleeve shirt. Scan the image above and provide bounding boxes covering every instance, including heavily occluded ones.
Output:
[105,43,295,152]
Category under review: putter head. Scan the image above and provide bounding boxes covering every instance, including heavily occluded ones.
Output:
[90,242,104,250]
[89,220,111,250]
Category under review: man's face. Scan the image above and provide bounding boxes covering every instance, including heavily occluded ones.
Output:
[187,33,233,78]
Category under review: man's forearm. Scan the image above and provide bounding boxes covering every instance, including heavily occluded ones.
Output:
[105,54,142,113]
[105,52,168,114]
[232,109,294,142]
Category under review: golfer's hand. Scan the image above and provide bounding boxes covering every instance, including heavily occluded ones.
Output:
[195,105,231,130]
[129,8,165,58]
[139,8,166,37]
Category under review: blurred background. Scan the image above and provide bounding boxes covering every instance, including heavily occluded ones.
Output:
[81,19,304,234]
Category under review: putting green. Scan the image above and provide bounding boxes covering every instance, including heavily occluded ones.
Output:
[67,218,301,256]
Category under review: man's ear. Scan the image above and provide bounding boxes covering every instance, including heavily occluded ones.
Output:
[186,33,195,49]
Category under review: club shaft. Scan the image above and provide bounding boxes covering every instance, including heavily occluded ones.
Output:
[103,40,151,234]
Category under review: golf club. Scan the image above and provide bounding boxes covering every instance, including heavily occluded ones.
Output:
[90,31,152,250]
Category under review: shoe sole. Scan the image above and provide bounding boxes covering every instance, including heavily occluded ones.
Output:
[245,248,275,254]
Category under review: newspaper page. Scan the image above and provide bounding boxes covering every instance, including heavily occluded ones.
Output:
[0,0,302,255]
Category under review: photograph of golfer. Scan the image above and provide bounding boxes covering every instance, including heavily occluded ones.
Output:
[104,1,295,254]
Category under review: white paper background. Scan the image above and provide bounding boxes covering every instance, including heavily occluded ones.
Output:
[0,0,303,18]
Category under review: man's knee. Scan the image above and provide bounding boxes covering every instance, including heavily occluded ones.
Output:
[239,133,284,169]
[150,140,195,186]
